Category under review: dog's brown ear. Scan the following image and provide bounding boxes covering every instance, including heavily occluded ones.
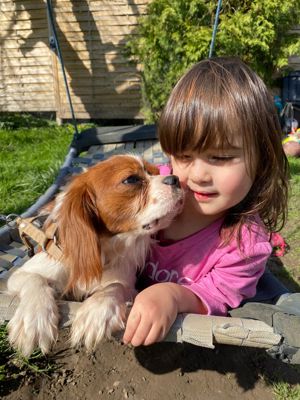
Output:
[58,177,104,294]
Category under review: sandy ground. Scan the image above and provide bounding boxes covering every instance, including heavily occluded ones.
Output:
[1,327,300,400]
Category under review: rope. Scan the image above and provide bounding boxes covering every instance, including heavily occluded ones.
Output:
[208,0,222,58]
[46,0,79,140]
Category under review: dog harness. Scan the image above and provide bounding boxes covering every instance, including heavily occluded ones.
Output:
[16,216,63,261]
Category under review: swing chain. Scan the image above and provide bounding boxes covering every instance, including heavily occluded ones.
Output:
[0,214,20,229]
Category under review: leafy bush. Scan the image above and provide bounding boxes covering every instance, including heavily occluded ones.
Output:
[127,0,300,121]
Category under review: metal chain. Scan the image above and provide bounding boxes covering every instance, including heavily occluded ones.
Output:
[0,214,20,228]
[208,0,222,58]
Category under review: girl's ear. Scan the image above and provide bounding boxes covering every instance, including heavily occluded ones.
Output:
[58,179,103,293]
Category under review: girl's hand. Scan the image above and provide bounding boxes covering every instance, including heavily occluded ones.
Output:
[123,282,205,347]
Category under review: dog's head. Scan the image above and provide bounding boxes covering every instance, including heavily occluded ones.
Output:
[55,155,184,292]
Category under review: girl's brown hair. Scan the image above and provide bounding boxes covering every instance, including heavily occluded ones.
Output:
[159,57,289,242]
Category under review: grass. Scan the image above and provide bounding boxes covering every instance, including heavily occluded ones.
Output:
[279,157,300,290]
[0,113,300,398]
[0,114,74,217]
[0,324,56,388]
[273,382,300,400]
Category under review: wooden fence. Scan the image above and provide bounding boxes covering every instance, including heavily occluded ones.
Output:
[0,2,299,121]
[0,0,150,121]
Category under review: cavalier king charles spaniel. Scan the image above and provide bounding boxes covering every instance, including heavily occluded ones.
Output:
[7,154,184,356]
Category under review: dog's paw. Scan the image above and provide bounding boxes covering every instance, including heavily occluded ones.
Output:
[70,293,127,350]
[8,292,59,357]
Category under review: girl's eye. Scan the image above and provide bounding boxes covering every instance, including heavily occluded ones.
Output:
[122,175,142,184]
[177,154,193,162]
[209,156,235,162]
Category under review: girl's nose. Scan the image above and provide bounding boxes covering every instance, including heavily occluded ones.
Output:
[189,159,211,183]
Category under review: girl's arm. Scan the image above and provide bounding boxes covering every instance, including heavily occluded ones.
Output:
[123,282,206,347]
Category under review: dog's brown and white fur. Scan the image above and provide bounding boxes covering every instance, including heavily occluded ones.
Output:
[7,155,184,356]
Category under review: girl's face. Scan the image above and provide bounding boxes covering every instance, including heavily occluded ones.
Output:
[171,142,254,221]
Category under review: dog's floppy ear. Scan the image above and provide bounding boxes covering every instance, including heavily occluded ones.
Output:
[58,177,104,293]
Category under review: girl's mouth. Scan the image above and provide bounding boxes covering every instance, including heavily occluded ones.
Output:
[193,191,218,201]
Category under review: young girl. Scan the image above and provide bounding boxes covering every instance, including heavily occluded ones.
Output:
[123,57,290,347]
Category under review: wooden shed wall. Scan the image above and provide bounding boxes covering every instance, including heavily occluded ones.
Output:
[0,2,299,120]
[0,0,150,120]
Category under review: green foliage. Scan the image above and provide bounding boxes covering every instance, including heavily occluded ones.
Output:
[217,1,300,80]
[127,0,300,121]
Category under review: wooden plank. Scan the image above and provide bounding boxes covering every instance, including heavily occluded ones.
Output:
[5,95,56,102]
[2,48,51,58]
[0,12,143,24]
[289,25,300,34]
[289,55,300,63]
[7,18,131,32]
[56,7,147,16]
[2,73,139,86]
[59,66,142,77]
[53,22,137,34]
[58,104,141,114]
[2,57,52,67]
[1,32,49,40]
[0,1,149,12]
[5,104,56,112]
[5,98,55,105]
[61,83,141,95]
[1,20,48,30]
[54,0,150,7]
[54,14,140,25]
[55,59,135,70]
[54,110,144,119]
[2,69,52,77]
[0,10,47,22]
[1,30,49,40]
[5,76,140,95]
[56,68,140,79]
[0,2,46,11]
[61,87,141,96]
[2,55,136,70]
[1,40,131,54]
[3,75,54,83]
[4,84,54,93]
[54,102,140,112]
[50,32,139,44]
[60,43,124,52]
[1,39,50,49]
[37,51,132,62]
[58,97,142,107]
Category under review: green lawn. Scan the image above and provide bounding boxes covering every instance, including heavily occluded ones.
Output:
[279,157,300,289]
[0,114,73,217]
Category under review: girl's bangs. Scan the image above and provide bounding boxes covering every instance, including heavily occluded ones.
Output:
[172,100,244,155]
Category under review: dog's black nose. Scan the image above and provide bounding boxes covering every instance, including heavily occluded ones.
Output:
[162,175,180,187]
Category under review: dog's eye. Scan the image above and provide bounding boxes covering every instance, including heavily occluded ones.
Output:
[122,175,142,184]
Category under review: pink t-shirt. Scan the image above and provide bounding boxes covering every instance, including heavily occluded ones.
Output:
[139,165,272,316]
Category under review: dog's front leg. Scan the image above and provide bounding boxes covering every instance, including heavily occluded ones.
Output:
[70,283,136,350]
[7,270,60,356]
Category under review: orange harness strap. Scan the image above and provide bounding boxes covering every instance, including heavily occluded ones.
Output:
[16,216,63,261]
